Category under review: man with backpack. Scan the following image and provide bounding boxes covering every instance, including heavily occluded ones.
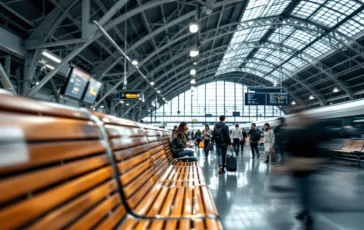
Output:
[213,115,232,174]
[248,123,261,158]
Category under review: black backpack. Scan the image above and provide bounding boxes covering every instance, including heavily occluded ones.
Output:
[213,124,225,143]
[252,129,261,142]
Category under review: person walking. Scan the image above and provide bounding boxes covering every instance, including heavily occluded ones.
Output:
[195,129,202,147]
[213,115,232,174]
[202,124,212,158]
[274,117,286,162]
[248,123,261,158]
[263,123,275,163]
[231,124,243,156]
[241,128,247,154]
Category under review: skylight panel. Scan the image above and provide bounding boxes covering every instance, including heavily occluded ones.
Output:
[246,27,271,41]
[283,29,318,50]
[292,0,326,19]
[305,46,323,58]
[268,26,295,43]
[310,0,361,28]
[338,12,364,37]
[283,63,297,72]
[242,0,292,22]
[290,57,307,68]
[242,68,264,77]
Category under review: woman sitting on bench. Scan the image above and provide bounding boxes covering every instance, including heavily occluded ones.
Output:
[171,122,198,161]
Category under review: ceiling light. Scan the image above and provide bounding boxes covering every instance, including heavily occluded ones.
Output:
[42,51,61,63]
[190,68,196,75]
[100,105,104,108]
[190,78,196,84]
[292,101,296,105]
[157,90,161,93]
[189,48,199,57]
[189,21,199,33]
[45,64,55,70]
[163,97,166,100]
[131,59,138,66]
[309,95,314,100]
[273,82,278,86]
[150,81,155,86]
[126,103,129,106]
[120,100,124,104]
[193,62,197,65]
[35,81,39,85]
[333,87,339,93]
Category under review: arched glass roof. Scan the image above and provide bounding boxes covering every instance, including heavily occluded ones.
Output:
[216,0,364,83]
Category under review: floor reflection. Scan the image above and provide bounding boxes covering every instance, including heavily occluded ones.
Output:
[198,147,364,230]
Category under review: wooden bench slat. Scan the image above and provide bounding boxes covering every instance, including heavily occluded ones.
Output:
[27,180,117,230]
[68,193,121,230]
[105,125,145,137]
[95,203,127,230]
[111,137,148,150]
[0,166,113,229]
[0,154,109,202]
[0,112,100,140]
[0,140,106,174]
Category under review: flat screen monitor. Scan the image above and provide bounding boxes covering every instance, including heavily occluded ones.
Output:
[266,93,289,105]
[83,77,102,104]
[63,67,90,99]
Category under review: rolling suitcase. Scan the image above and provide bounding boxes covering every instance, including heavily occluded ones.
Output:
[226,149,237,172]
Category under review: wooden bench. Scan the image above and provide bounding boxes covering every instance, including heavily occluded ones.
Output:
[331,139,364,164]
[0,94,221,229]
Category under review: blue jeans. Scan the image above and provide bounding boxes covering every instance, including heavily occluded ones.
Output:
[175,150,197,161]
[216,143,228,167]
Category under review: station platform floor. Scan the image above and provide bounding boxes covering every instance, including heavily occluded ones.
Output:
[195,147,364,230]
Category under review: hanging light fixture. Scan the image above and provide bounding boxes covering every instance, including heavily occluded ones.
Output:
[309,95,314,100]
[120,100,124,104]
[189,47,199,57]
[157,90,161,94]
[292,101,296,105]
[273,82,278,86]
[190,78,196,84]
[190,68,196,75]
[126,103,129,106]
[189,20,199,33]
[333,87,339,93]
[193,62,197,65]
[131,59,138,66]
[150,81,155,86]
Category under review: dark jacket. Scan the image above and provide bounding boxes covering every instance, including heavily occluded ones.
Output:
[171,132,187,156]
[213,122,231,145]
[195,131,202,140]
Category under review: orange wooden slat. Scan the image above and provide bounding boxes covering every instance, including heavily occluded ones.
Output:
[27,180,117,230]
[95,204,127,230]
[0,154,109,203]
[0,166,113,229]
[68,193,121,230]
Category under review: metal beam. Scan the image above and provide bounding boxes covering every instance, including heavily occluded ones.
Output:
[25,39,86,50]
[0,63,17,95]
[82,0,91,39]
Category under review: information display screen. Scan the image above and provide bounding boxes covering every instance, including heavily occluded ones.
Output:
[83,78,102,104]
[245,93,266,105]
[63,67,90,99]
[233,112,240,116]
[267,93,289,105]
[205,114,213,117]
[120,91,143,100]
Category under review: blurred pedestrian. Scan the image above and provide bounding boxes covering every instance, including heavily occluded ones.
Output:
[248,123,261,158]
[241,128,247,154]
[202,125,212,158]
[213,115,232,174]
[232,124,243,156]
[263,123,275,163]
[195,129,202,147]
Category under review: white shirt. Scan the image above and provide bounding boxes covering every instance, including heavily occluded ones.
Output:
[232,128,243,139]
[264,130,275,144]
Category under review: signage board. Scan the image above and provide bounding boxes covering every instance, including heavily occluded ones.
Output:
[120,91,143,100]
[248,87,281,93]
[192,119,197,123]
[245,93,266,105]
[233,112,240,116]
[62,66,90,100]
[82,77,102,104]
[205,114,213,117]
[267,93,289,105]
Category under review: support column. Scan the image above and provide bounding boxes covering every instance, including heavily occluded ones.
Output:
[82,0,91,39]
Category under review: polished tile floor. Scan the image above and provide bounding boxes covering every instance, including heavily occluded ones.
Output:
[195,147,364,230]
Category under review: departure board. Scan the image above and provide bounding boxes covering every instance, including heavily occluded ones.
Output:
[83,78,102,104]
[267,93,289,105]
[245,93,266,105]
[63,67,90,99]
[120,91,143,100]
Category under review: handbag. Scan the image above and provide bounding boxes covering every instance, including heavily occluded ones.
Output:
[199,141,205,148]
[208,138,214,150]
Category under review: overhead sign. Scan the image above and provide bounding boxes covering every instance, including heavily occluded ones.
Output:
[233,112,240,117]
[205,114,213,117]
[192,119,197,123]
[245,93,266,105]
[120,91,143,100]
[267,93,289,105]
[245,92,289,105]
[83,78,102,104]
[63,67,90,100]
[248,87,281,93]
